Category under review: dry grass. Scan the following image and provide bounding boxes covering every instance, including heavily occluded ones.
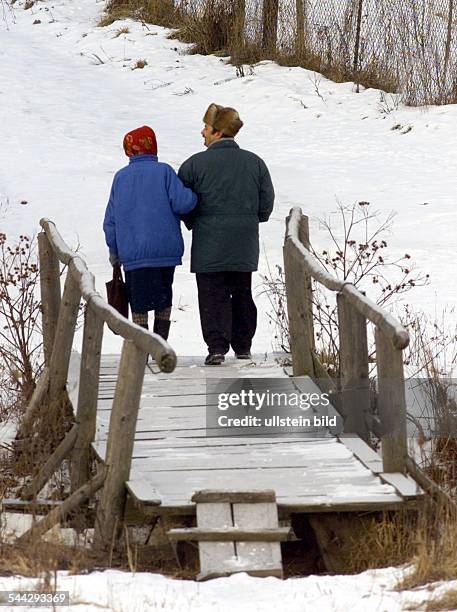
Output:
[309,510,417,575]
[318,500,457,589]
[12,391,74,485]
[420,590,457,611]
[0,520,199,580]
[112,25,130,38]
[349,512,413,573]
[132,58,147,69]
[169,3,242,57]
[98,0,178,28]
[401,501,457,589]
[0,539,96,578]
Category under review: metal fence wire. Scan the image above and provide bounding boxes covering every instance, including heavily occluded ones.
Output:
[174,0,457,105]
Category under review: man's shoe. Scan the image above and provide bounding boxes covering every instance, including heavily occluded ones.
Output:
[235,353,252,360]
[205,353,225,366]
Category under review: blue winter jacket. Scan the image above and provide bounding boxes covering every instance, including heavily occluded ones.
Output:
[103,154,197,271]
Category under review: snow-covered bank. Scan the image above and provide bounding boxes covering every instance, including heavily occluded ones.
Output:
[1,0,457,358]
[1,512,453,612]
[0,564,455,611]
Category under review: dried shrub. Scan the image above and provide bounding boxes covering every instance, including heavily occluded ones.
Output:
[132,58,147,69]
[0,233,43,414]
[401,307,457,495]
[261,201,429,373]
[170,1,240,56]
[99,0,178,28]
[337,500,457,589]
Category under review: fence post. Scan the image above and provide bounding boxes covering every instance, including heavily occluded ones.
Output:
[38,232,61,366]
[443,0,454,89]
[233,0,246,49]
[283,214,315,376]
[375,328,407,473]
[262,0,279,53]
[48,269,81,402]
[353,0,364,92]
[295,0,305,57]
[93,339,147,550]
[70,300,104,492]
[337,293,370,442]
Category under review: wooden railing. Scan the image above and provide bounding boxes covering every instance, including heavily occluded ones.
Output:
[283,207,409,473]
[19,219,177,547]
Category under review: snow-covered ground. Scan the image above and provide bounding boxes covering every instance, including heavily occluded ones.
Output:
[0,563,456,612]
[0,511,456,612]
[1,0,457,358]
[1,0,457,609]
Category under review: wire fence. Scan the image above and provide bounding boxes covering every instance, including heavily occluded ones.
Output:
[174,0,457,105]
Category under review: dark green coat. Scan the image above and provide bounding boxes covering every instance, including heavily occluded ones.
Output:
[178,139,274,273]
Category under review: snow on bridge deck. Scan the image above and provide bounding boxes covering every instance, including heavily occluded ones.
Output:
[85,354,422,514]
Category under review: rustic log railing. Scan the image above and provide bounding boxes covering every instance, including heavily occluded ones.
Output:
[283,207,409,473]
[19,219,177,547]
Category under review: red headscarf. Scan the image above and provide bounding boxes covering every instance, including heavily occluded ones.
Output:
[123,126,158,157]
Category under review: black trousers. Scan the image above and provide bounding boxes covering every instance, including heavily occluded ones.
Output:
[196,272,257,355]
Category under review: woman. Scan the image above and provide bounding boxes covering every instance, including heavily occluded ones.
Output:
[103,125,197,339]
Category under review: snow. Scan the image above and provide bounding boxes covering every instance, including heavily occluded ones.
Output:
[1,0,457,608]
[1,0,456,358]
[3,507,457,609]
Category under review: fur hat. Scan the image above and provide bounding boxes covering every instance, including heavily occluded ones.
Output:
[123,125,158,157]
[203,103,243,137]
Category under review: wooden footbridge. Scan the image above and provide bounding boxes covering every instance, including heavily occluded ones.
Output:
[15,209,430,578]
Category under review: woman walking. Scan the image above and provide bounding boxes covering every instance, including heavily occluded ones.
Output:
[103,125,197,339]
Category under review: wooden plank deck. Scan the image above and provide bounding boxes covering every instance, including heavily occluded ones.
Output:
[71,353,423,515]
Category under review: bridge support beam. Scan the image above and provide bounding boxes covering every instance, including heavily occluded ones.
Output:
[283,214,315,376]
[71,301,104,492]
[93,339,147,550]
[48,269,81,402]
[375,328,408,473]
[38,231,61,366]
[337,293,370,442]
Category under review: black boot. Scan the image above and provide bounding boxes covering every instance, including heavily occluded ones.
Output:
[153,318,171,341]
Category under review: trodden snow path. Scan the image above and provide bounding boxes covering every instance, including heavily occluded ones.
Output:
[1,0,457,358]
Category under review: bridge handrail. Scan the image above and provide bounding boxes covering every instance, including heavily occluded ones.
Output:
[39,218,176,372]
[31,218,178,541]
[283,207,408,473]
[286,208,409,350]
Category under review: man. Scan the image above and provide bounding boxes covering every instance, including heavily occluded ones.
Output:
[178,103,275,365]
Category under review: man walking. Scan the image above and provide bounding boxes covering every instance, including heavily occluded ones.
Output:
[179,103,275,365]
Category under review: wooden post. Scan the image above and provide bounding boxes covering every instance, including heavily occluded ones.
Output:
[443,0,454,87]
[234,0,246,48]
[48,270,81,402]
[295,0,305,57]
[375,328,407,472]
[262,0,279,54]
[71,301,104,492]
[298,214,315,352]
[21,424,79,501]
[18,469,106,544]
[353,0,364,92]
[283,215,314,376]
[20,368,50,433]
[93,340,147,550]
[38,232,61,366]
[337,293,370,442]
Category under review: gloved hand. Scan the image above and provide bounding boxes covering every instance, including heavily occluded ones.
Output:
[109,252,120,267]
